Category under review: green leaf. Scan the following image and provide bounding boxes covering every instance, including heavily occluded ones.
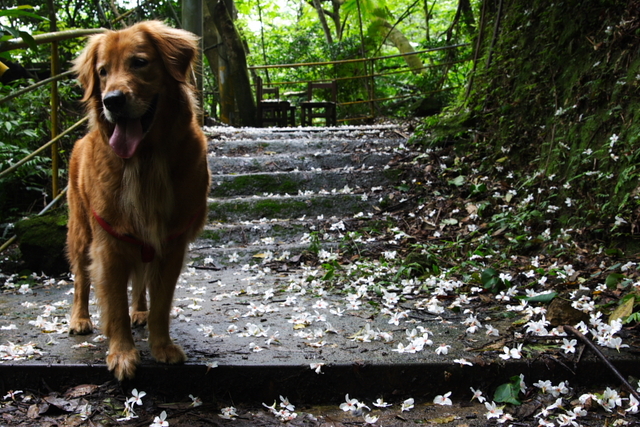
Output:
[605,248,624,257]
[605,273,625,289]
[0,24,21,39]
[493,376,522,405]
[18,32,38,52]
[483,277,498,290]
[0,10,46,21]
[448,175,465,186]
[321,262,335,281]
[481,268,498,285]
[520,291,557,303]
[470,183,487,195]
[624,312,640,324]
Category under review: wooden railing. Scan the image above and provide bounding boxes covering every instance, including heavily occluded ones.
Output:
[249,43,471,123]
[0,18,103,251]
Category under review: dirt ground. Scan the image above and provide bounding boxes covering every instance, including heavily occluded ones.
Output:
[2,379,640,427]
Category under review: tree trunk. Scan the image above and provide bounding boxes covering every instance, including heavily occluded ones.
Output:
[312,0,334,45]
[207,0,256,127]
[377,19,424,74]
[331,0,343,40]
[445,0,476,42]
[203,3,221,119]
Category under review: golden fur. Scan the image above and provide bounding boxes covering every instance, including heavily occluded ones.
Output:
[67,21,210,380]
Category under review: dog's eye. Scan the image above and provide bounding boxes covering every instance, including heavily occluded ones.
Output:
[98,67,107,77]
[131,58,149,69]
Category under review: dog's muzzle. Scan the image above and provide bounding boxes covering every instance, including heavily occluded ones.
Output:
[102,92,158,159]
[103,90,127,114]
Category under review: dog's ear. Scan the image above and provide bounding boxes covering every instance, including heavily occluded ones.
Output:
[142,21,199,83]
[73,33,105,102]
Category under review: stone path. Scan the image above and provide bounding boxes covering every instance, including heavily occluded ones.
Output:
[0,125,637,411]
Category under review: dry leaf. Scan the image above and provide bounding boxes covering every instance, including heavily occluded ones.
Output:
[609,297,634,324]
[428,415,457,424]
[64,384,98,399]
[27,403,48,419]
[44,396,80,412]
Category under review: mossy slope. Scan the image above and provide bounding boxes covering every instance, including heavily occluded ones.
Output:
[416,0,640,237]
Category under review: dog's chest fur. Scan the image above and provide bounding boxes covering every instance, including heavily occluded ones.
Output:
[120,155,174,252]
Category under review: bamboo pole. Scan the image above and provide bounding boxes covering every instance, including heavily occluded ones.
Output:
[257,60,470,87]
[49,0,60,198]
[0,117,88,180]
[0,70,74,105]
[183,0,204,125]
[249,44,470,70]
[0,186,68,255]
[0,28,105,52]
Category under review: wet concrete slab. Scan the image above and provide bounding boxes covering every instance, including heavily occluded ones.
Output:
[2,125,639,407]
[1,254,639,404]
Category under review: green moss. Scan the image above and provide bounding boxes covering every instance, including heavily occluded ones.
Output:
[211,174,300,197]
[208,194,372,222]
[208,199,308,222]
[199,229,222,242]
[417,0,640,233]
[382,168,403,182]
[14,213,69,275]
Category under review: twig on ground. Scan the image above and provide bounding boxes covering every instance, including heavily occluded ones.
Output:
[564,324,640,401]
[193,265,221,271]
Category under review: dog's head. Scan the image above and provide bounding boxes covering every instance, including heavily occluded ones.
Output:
[74,21,199,158]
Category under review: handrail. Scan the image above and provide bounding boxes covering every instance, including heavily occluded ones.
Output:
[0,117,88,179]
[0,22,102,255]
[249,40,472,128]
[249,43,470,70]
[260,59,470,87]
[0,70,74,104]
[340,87,457,107]
[0,186,68,253]
[0,28,105,52]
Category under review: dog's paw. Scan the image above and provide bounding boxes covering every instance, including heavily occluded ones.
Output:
[106,347,140,381]
[151,343,187,365]
[69,317,93,335]
[131,311,148,328]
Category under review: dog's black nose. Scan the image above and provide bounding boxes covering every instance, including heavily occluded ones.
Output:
[103,90,126,113]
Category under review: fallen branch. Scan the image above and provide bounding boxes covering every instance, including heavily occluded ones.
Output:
[193,265,221,271]
[564,324,640,401]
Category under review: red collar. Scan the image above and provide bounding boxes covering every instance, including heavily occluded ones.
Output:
[91,209,201,263]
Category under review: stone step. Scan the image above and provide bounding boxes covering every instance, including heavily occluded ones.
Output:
[200,220,311,248]
[190,239,340,267]
[209,137,406,157]
[209,169,401,197]
[199,215,376,248]
[203,124,406,142]
[208,152,398,175]
[207,193,379,223]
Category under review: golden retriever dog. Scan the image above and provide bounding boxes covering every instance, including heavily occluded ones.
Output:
[67,21,210,380]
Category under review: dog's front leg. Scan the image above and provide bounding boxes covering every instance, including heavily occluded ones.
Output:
[92,246,140,380]
[67,217,94,335]
[130,266,149,327]
[146,242,187,365]
[69,258,94,334]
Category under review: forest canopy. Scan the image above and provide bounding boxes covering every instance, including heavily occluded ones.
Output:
[0,0,477,218]
[2,0,638,249]
[0,0,477,123]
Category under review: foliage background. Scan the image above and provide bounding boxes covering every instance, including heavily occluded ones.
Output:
[0,0,475,221]
[413,0,640,247]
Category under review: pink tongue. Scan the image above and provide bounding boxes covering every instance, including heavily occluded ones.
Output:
[109,118,143,158]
